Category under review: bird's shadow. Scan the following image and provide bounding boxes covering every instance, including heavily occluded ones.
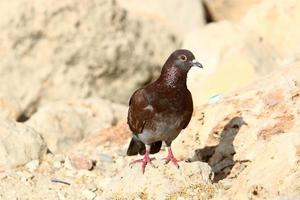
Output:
[187,116,247,183]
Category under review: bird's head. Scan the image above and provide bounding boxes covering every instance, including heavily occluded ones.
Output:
[167,49,203,71]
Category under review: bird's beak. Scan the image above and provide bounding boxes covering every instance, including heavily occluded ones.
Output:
[190,59,203,68]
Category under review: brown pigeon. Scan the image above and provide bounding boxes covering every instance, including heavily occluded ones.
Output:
[127,49,203,172]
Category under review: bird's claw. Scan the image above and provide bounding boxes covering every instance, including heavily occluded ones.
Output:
[164,156,179,168]
[130,155,156,173]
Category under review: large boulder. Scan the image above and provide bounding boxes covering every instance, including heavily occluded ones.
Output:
[203,0,263,22]
[241,0,300,59]
[101,160,215,199]
[184,21,278,106]
[117,0,205,35]
[0,117,46,169]
[0,0,179,116]
[26,98,127,153]
[173,62,300,198]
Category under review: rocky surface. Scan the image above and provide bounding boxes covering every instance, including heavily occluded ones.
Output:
[184,21,278,106]
[0,0,179,117]
[203,0,262,22]
[117,0,205,35]
[174,64,300,199]
[241,0,300,59]
[0,117,46,170]
[26,98,127,153]
[102,160,215,199]
[0,0,300,199]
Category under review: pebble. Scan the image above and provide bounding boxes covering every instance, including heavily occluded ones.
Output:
[16,171,34,182]
[98,153,113,163]
[208,94,224,104]
[220,179,233,190]
[53,161,62,169]
[25,160,39,172]
[70,155,93,170]
[82,189,96,200]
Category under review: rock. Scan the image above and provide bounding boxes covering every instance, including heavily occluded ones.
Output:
[25,160,40,172]
[26,98,126,153]
[203,0,262,22]
[101,160,215,199]
[69,155,93,171]
[117,0,205,35]
[0,117,46,169]
[226,132,300,199]
[0,0,179,116]
[241,0,300,59]
[184,21,278,106]
[174,63,300,198]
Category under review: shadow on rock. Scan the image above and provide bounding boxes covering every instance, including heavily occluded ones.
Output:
[187,117,247,182]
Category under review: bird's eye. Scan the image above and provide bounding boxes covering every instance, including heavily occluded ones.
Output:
[179,55,187,62]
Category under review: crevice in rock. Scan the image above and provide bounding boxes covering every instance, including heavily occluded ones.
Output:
[16,90,44,123]
[187,116,247,183]
[16,103,39,122]
[17,113,31,122]
[202,0,215,24]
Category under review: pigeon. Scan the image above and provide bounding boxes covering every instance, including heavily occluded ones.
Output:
[126,49,203,173]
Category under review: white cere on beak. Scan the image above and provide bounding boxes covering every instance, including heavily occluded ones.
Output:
[191,59,203,68]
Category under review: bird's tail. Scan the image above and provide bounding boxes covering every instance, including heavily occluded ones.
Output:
[126,137,162,156]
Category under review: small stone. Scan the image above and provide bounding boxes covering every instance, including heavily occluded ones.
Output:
[82,189,96,200]
[53,161,62,169]
[17,171,34,182]
[220,179,233,190]
[70,155,93,170]
[25,160,40,172]
[98,153,113,163]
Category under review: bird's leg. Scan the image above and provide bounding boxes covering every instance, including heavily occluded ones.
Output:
[130,145,155,173]
[164,142,179,168]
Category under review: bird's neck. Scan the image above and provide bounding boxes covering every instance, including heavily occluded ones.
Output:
[157,66,188,89]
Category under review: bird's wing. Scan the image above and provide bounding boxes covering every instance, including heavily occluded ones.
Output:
[127,88,154,134]
[180,91,194,129]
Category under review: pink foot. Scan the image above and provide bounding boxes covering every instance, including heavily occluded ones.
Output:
[130,150,155,173]
[164,147,179,168]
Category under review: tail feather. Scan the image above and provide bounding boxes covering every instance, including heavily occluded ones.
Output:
[126,137,162,156]
[127,137,145,156]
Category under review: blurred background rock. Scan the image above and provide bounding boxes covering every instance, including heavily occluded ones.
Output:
[2,0,299,122]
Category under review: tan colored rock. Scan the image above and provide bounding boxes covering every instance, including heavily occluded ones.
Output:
[101,160,215,199]
[203,0,263,22]
[26,98,126,153]
[117,0,205,35]
[174,63,300,199]
[0,117,46,169]
[0,0,179,115]
[69,155,93,171]
[241,0,300,59]
[184,21,278,106]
